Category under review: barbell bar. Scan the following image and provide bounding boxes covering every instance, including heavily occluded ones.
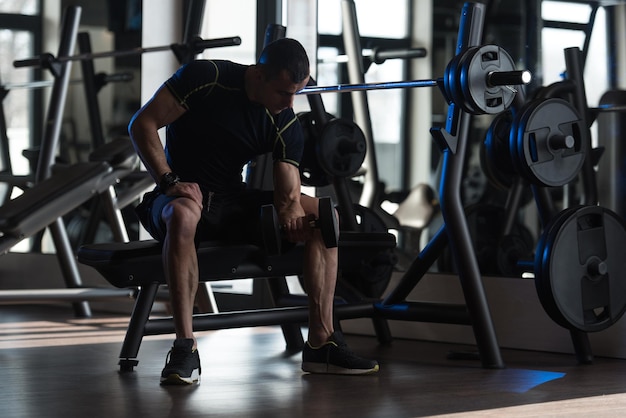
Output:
[13,36,241,68]
[0,72,133,91]
[299,71,530,95]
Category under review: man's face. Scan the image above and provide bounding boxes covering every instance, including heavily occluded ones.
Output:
[259,69,309,115]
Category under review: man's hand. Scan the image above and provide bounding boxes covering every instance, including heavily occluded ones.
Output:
[281,212,314,243]
[165,181,203,210]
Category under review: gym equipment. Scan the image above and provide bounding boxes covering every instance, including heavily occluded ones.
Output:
[596,90,626,220]
[483,98,586,188]
[0,138,141,302]
[534,205,626,333]
[260,196,339,255]
[298,45,530,116]
[13,35,241,75]
[319,46,427,71]
[0,6,148,317]
[77,232,396,371]
[376,2,511,370]
[510,98,585,187]
[297,111,367,187]
[76,2,541,371]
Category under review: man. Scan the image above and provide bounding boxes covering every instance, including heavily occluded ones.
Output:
[129,38,379,385]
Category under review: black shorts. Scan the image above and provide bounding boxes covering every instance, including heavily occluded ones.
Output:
[135,188,277,246]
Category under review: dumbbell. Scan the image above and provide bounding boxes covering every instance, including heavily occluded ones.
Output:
[260,196,339,255]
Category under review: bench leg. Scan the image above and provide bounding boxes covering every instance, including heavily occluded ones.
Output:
[194,282,218,313]
[49,218,91,317]
[119,282,159,372]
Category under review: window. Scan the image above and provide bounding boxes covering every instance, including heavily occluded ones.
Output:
[0,0,38,15]
[541,1,608,106]
[199,0,257,64]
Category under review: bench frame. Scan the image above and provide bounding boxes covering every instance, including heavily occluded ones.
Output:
[77,232,397,371]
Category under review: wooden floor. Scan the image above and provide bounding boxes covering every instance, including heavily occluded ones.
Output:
[2,304,626,418]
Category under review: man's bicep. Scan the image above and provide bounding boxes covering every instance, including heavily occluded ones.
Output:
[134,85,187,130]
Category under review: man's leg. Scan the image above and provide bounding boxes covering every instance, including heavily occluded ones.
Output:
[299,195,379,375]
[301,211,338,346]
[160,197,202,384]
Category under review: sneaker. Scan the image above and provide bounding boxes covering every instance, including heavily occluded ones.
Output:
[301,332,379,375]
[160,338,201,385]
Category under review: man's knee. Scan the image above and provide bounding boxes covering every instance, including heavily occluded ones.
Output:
[163,198,201,234]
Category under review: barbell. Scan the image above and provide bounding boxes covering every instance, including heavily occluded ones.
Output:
[299,44,532,115]
[13,36,241,70]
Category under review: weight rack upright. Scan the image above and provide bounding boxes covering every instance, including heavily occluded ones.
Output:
[376,2,505,369]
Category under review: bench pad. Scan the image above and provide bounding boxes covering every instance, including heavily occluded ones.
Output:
[0,162,112,238]
[77,232,397,288]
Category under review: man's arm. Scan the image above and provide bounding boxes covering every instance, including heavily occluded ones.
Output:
[128,85,202,207]
[273,161,310,242]
[128,85,184,182]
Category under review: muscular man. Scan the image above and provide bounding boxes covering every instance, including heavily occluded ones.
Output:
[129,38,379,385]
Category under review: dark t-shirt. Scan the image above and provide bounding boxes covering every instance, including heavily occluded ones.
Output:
[163,59,304,199]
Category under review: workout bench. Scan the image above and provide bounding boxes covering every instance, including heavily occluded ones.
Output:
[0,137,145,304]
[77,231,396,371]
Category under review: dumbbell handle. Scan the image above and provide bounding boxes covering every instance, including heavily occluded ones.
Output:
[487,70,532,87]
[282,215,318,231]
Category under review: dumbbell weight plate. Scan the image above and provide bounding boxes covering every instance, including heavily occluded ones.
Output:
[261,197,339,256]
[510,98,586,187]
[260,204,282,255]
[534,205,626,332]
[317,196,339,248]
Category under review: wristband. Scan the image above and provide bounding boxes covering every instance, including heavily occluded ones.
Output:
[159,172,180,191]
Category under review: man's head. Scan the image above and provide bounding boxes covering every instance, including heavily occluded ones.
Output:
[248,38,310,115]
[257,38,310,84]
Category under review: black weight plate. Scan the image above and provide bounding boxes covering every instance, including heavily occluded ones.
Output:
[534,205,626,332]
[297,111,334,187]
[443,50,467,109]
[260,204,281,256]
[318,196,339,248]
[510,98,586,187]
[455,46,481,114]
[317,118,366,179]
[482,111,516,190]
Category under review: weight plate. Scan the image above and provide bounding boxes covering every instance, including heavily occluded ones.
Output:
[318,196,339,248]
[260,204,281,255]
[482,111,516,190]
[317,118,366,179]
[443,51,465,110]
[510,98,586,187]
[459,45,517,115]
[457,47,481,114]
[534,205,626,332]
[297,111,334,187]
